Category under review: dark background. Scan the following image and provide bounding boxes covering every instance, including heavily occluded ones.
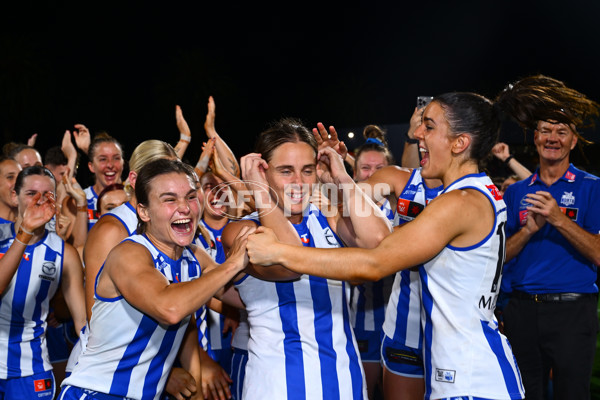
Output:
[2,1,600,181]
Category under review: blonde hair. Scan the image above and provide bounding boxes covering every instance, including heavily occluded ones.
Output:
[124,140,179,196]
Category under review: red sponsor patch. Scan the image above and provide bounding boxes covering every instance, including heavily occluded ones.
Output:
[559,207,578,221]
[396,198,409,216]
[486,185,503,201]
[300,236,310,244]
[0,253,4,259]
[565,171,576,181]
[34,378,52,392]
[519,210,529,226]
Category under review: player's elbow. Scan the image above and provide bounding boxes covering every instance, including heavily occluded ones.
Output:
[153,304,190,326]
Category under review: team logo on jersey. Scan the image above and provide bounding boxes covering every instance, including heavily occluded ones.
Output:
[33,378,52,392]
[396,198,424,219]
[560,191,575,206]
[559,207,578,221]
[435,368,456,383]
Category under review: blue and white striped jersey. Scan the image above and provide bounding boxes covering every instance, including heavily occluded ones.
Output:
[236,205,367,399]
[62,234,202,400]
[420,173,524,400]
[0,224,64,379]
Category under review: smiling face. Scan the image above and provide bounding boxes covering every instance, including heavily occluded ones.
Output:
[413,101,454,180]
[200,172,230,220]
[534,120,577,165]
[15,174,55,219]
[88,142,124,190]
[138,172,201,256]
[265,141,317,224]
[354,150,388,182]
[0,159,21,211]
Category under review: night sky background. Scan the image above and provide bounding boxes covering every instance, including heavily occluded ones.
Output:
[2,1,600,180]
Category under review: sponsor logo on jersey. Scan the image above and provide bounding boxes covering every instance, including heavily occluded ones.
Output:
[560,191,575,206]
[396,198,424,219]
[435,368,456,383]
[564,170,576,182]
[559,207,578,221]
[300,233,310,244]
[216,235,222,243]
[519,210,528,226]
[39,261,57,281]
[486,184,503,201]
[33,378,52,392]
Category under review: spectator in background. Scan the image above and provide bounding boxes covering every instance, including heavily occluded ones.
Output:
[500,75,600,400]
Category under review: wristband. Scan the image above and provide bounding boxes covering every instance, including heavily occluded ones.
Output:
[504,155,514,165]
[404,132,418,144]
[19,226,34,236]
[16,228,33,245]
[179,134,191,144]
[77,205,88,212]
[196,156,210,173]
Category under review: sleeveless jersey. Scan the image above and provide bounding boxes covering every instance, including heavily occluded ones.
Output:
[0,224,64,379]
[103,201,138,236]
[382,168,441,348]
[62,234,201,400]
[235,205,367,399]
[66,200,139,374]
[83,186,99,230]
[420,173,524,400]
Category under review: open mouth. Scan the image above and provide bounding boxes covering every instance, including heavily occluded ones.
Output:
[104,171,118,182]
[419,147,429,167]
[171,218,193,234]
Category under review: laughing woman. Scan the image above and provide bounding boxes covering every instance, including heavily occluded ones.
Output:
[0,166,86,399]
[246,94,527,400]
[59,159,253,400]
[221,117,392,399]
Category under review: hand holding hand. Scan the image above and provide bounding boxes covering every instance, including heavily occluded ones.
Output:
[525,191,564,227]
[226,225,255,273]
[246,226,281,266]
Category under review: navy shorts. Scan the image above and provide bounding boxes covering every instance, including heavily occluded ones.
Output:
[380,334,424,378]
